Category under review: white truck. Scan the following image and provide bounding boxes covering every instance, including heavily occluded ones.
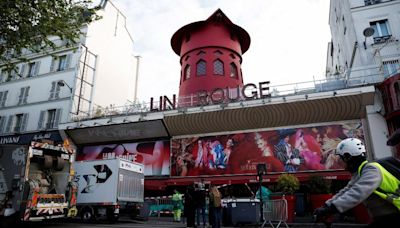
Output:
[74,158,144,223]
[0,142,78,226]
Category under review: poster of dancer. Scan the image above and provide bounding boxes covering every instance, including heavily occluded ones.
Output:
[170,121,364,176]
[77,140,170,176]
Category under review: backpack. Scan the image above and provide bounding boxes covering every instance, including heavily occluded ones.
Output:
[359,157,400,210]
[376,157,400,181]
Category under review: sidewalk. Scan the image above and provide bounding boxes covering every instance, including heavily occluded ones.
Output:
[128,216,368,228]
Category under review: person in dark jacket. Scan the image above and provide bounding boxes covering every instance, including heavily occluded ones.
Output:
[184,185,196,227]
[195,187,207,227]
[314,138,400,227]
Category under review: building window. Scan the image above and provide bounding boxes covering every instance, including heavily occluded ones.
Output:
[18,86,30,105]
[370,19,391,43]
[196,60,206,76]
[383,60,400,78]
[27,61,40,77]
[184,65,191,80]
[0,116,5,133]
[38,109,61,130]
[14,114,24,132]
[0,91,8,107]
[49,81,61,100]
[50,54,71,72]
[230,63,238,78]
[213,59,224,75]
[364,0,381,6]
[5,113,28,133]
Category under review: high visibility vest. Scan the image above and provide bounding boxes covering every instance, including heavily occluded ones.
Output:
[358,161,400,211]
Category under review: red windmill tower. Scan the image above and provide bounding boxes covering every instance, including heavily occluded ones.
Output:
[171,9,251,106]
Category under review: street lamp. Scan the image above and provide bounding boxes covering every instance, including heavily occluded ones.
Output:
[257,163,267,223]
[57,80,73,93]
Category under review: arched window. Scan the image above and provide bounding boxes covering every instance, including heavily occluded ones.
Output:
[213,59,224,75]
[230,63,237,78]
[184,65,191,80]
[196,60,206,76]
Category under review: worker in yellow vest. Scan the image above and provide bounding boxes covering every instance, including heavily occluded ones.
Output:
[314,138,400,227]
[172,189,183,222]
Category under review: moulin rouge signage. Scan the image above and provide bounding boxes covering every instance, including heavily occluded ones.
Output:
[150,81,271,111]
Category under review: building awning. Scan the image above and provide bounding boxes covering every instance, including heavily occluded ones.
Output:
[62,120,169,145]
[164,86,376,136]
[144,170,351,190]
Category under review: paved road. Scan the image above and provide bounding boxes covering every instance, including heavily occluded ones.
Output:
[17,218,367,228]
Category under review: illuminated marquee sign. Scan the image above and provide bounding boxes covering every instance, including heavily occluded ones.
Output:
[150,81,270,111]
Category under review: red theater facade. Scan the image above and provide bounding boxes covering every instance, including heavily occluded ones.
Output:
[61,10,397,193]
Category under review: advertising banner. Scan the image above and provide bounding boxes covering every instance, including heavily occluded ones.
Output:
[77,140,170,176]
[171,122,363,177]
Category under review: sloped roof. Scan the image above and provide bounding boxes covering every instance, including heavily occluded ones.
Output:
[171,9,251,55]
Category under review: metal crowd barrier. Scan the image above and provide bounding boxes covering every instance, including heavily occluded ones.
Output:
[261,199,289,228]
[144,196,174,218]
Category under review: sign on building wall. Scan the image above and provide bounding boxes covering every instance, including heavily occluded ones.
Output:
[77,140,170,176]
[171,121,363,177]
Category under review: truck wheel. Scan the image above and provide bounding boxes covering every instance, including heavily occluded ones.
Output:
[43,155,53,169]
[81,208,94,223]
[55,157,65,171]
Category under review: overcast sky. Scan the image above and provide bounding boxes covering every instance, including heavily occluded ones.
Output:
[113,0,331,102]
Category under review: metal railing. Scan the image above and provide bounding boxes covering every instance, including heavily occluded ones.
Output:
[71,67,393,122]
[262,199,289,228]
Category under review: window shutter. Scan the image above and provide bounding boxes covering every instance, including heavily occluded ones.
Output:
[34,61,41,76]
[37,111,46,130]
[65,54,72,69]
[49,81,56,100]
[23,87,30,103]
[21,113,29,131]
[50,57,56,72]
[20,64,26,77]
[55,83,61,99]
[1,91,7,107]
[18,87,24,104]
[5,115,13,133]
[54,109,62,127]
[0,117,5,133]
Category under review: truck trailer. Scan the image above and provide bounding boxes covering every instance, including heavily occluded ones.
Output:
[0,142,77,225]
[74,158,144,222]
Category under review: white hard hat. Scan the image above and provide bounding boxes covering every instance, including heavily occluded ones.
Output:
[336,138,366,157]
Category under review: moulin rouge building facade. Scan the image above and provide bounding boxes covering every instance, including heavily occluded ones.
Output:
[61,9,394,194]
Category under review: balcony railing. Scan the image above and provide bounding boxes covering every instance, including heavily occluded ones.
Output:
[71,67,389,122]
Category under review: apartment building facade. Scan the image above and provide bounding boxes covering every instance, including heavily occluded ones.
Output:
[0,1,138,144]
[326,0,400,156]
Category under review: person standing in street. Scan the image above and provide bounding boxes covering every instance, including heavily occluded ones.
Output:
[185,185,196,227]
[314,138,400,227]
[172,189,184,222]
[209,185,222,228]
[195,184,207,227]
